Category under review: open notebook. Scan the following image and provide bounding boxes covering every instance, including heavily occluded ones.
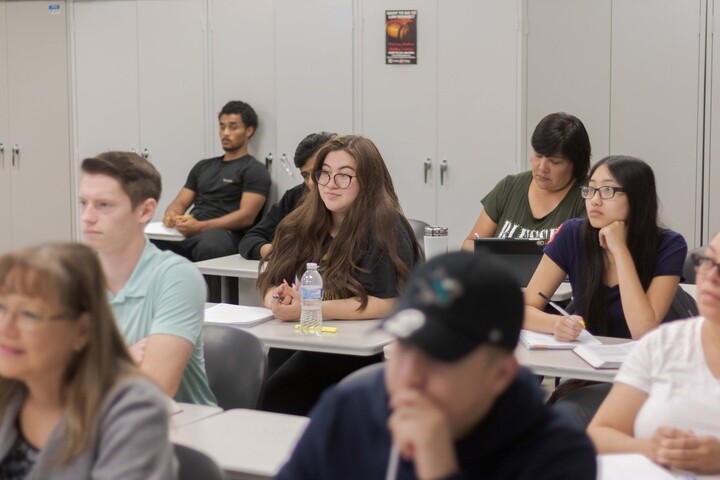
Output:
[144,221,185,241]
[204,303,274,327]
[519,329,601,350]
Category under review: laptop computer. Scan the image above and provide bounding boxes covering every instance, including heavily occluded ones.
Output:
[474,238,546,287]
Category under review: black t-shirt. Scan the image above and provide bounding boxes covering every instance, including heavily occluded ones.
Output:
[238,183,308,259]
[321,216,416,300]
[184,155,271,230]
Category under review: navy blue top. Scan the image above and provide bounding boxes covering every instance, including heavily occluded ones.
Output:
[544,218,687,338]
[277,367,596,480]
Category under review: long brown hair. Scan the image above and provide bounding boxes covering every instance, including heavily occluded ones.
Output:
[0,243,140,464]
[257,135,421,308]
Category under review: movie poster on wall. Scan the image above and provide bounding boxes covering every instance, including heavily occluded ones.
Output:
[386,10,417,64]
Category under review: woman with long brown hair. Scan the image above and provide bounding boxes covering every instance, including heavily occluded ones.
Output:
[258,135,422,415]
[0,243,175,479]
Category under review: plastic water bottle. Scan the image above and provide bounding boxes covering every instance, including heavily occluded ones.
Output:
[299,262,323,335]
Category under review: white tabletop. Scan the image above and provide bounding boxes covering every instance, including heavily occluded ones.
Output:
[515,335,629,382]
[680,283,697,300]
[170,409,309,480]
[250,318,392,356]
[169,402,223,429]
[194,254,261,279]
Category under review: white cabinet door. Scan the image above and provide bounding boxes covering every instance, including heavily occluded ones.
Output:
[525,0,611,162]
[6,1,72,248]
[74,0,208,220]
[0,2,11,253]
[275,0,353,196]
[436,0,520,248]
[360,0,438,226]
[704,0,720,243]
[137,0,207,217]
[610,0,703,247]
[209,0,276,198]
[73,0,141,160]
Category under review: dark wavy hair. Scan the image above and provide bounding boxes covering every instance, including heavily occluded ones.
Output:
[578,156,661,335]
[293,132,337,168]
[257,135,422,309]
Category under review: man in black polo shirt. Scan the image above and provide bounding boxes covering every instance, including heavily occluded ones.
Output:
[154,100,270,301]
[239,131,336,260]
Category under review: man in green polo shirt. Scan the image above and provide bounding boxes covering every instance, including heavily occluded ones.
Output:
[79,151,216,406]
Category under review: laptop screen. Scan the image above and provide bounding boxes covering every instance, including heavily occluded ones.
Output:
[473,238,546,287]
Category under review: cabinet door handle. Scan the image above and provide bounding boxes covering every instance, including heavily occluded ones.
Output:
[280,153,294,177]
[440,158,448,186]
[265,153,273,170]
[0,142,4,167]
[12,144,21,167]
[424,157,432,183]
[142,148,151,159]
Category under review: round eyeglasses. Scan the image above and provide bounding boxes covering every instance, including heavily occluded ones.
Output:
[0,301,67,332]
[580,185,626,200]
[691,253,720,276]
[314,170,356,189]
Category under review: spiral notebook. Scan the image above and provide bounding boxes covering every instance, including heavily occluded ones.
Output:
[204,303,274,327]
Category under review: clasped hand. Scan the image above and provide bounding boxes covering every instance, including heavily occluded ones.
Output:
[269,280,301,321]
[650,427,720,474]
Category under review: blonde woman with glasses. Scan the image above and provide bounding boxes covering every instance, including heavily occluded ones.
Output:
[588,232,720,476]
[0,243,175,479]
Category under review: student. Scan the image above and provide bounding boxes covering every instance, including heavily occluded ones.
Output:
[257,135,422,415]
[79,151,216,406]
[588,231,720,476]
[155,100,271,301]
[0,243,176,479]
[462,112,590,248]
[524,155,686,341]
[239,131,336,260]
[277,252,597,480]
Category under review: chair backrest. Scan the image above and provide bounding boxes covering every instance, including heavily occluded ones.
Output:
[408,218,430,244]
[683,246,704,285]
[202,324,267,410]
[339,362,385,386]
[174,443,226,480]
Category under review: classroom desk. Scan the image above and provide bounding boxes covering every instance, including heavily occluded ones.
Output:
[170,409,309,480]
[680,282,697,300]
[194,255,262,305]
[169,402,223,429]
[515,336,629,383]
[249,318,392,356]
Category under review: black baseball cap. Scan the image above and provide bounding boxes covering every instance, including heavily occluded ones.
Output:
[380,251,524,362]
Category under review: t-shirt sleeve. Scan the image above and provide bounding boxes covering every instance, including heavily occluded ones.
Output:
[543,219,578,273]
[240,161,271,197]
[183,160,205,192]
[148,261,206,345]
[361,222,416,298]
[654,230,687,278]
[614,334,654,394]
[481,175,513,223]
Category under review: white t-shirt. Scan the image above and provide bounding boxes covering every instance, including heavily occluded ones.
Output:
[615,317,720,439]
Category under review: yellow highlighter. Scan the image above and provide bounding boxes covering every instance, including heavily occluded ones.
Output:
[295,325,338,334]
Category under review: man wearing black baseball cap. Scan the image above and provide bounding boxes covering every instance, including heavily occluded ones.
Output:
[278,251,596,479]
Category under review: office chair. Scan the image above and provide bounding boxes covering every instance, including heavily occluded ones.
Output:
[202,324,268,410]
[408,218,430,244]
[683,246,705,285]
[174,443,226,480]
[339,362,385,386]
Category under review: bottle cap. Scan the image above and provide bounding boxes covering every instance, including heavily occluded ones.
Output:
[306,262,318,269]
[424,226,448,237]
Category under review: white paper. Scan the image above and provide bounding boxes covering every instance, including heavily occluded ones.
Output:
[519,329,602,350]
[573,342,637,369]
[204,303,274,327]
[144,221,185,240]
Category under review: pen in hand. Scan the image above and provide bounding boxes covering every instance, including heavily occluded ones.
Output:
[538,292,586,329]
